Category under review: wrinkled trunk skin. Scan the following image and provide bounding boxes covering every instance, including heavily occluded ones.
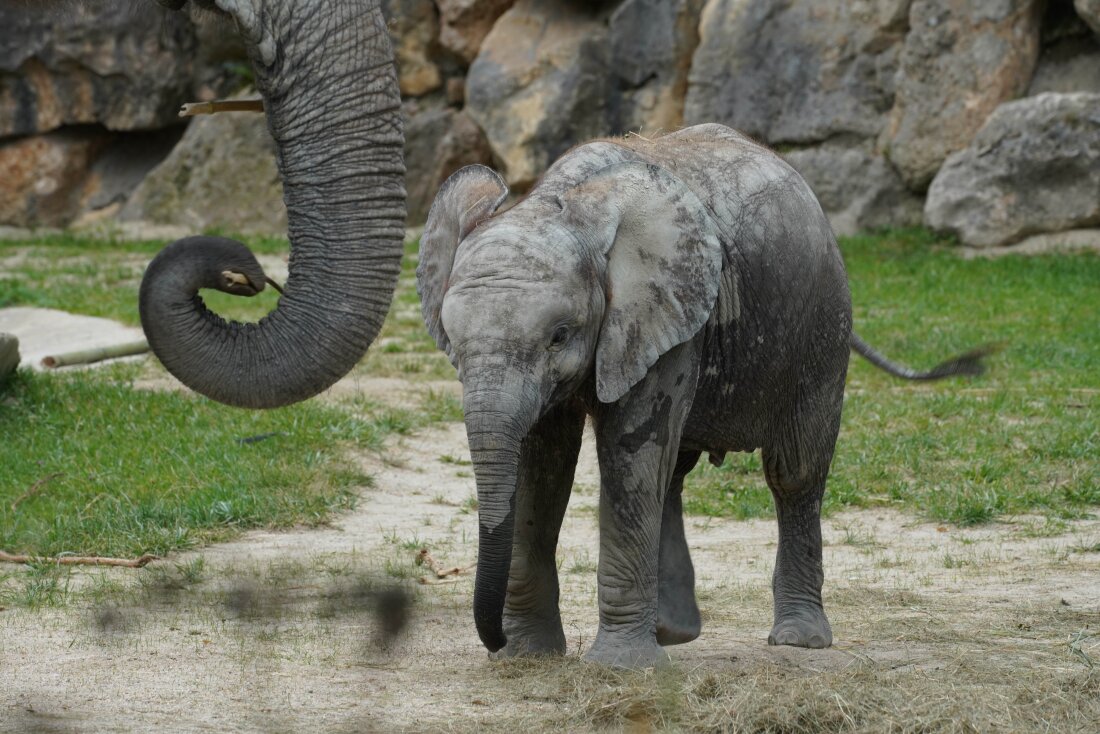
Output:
[140,0,405,408]
[464,381,538,653]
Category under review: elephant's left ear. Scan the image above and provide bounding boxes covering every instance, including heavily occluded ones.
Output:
[562,162,724,404]
[417,165,509,360]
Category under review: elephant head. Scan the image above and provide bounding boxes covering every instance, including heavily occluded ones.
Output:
[418,161,722,651]
[139,0,405,408]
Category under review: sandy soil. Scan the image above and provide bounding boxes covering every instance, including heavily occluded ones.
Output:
[3,412,1099,732]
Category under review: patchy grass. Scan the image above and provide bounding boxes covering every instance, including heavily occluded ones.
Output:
[0,363,403,565]
[685,229,1100,526]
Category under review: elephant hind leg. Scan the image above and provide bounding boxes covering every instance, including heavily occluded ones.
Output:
[656,450,703,646]
[762,412,841,649]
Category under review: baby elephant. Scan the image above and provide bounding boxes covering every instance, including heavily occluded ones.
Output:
[418,124,986,668]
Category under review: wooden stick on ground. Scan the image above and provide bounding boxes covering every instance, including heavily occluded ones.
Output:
[41,340,149,369]
[415,548,474,584]
[0,551,158,568]
[179,99,264,117]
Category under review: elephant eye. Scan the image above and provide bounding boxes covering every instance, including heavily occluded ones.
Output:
[548,324,571,351]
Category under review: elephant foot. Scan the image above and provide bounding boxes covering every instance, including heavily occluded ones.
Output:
[768,608,832,649]
[584,635,669,670]
[655,614,700,646]
[489,623,566,660]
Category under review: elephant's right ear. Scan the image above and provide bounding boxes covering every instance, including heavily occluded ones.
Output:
[417,165,508,360]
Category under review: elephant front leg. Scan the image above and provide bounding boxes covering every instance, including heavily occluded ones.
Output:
[587,343,699,669]
[491,402,585,659]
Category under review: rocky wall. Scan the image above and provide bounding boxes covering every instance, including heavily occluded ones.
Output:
[2,0,1098,248]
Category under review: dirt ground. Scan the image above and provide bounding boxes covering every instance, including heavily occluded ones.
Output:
[2,377,1099,733]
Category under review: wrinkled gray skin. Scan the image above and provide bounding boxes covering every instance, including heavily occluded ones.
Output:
[419,124,986,669]
[140,0,405,408]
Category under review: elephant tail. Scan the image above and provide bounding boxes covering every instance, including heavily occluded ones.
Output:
[849,332,997,381]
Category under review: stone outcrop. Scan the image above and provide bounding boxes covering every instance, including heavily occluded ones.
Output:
[403,101,494,222]
[437,0,516,64]
[466,0,612,187]
[783,145,923,237]
[685,0,909,145]
[1076,0,1100,35]
[610,0,703,134]
[383,0,443,97]
[925,93,1100,247]
[0,1,195,136]
[121,108,285,235]
[884,0,1045,190]
[0,130,110,228]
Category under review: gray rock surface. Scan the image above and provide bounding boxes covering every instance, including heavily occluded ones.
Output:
[783,145,923,236]
[610,0,703,133]
[0,129,111,228]
[437,0,516,64]
[0,308,145,372]
[925,92,1100,247]
[466,0,612,187]
[684,0,909,144]
[1077,0,1100,35]
[121,107,286,236]
[0,1,196,136]
[383,0,443,97]
[884,0,1044,190]
[403,101,494,223]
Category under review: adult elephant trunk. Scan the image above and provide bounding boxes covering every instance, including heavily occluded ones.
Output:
[464,382,538,652]
[140,0,405,408]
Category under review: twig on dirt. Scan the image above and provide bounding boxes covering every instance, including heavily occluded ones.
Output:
[179,99,264,117]
[10,473,63,512]
[0,550,158,568]
[415,548,474,584]
[41,340,149,368]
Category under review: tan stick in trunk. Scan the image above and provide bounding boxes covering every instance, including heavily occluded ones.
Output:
[179,99,265,117]
[41,339,150,369]
[0,551,158,568]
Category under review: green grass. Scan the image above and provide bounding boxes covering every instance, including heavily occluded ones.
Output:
[684,229,1099,525]
[0,363,411,561]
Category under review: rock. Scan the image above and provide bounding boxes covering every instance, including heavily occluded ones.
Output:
[1029,4,1100,95]
[884,0,1044,190]
[188,6,252,101]
[783,145,923,236]
[121,106,287,236]
[957,228,1100,258]
[684,0,909,144]
[383,0,442,97]
[403,101,494,223]
[1077,0,1100,35]
[0,130,110,228]
[925,93,1100,247]
[437,0,516,64]
[85,129,187,214]
[0,0,196,136]
[610,0,704,133]
[466,0,612,187]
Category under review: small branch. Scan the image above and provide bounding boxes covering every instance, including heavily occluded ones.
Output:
[41,340,149,369]
[0,551,158,568]
[415,548,473,584]
[179,99,264,117]
[10,473,63,512]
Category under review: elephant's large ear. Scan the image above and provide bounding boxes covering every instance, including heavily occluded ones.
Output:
[417,165,508,359]
[562,162,724,404]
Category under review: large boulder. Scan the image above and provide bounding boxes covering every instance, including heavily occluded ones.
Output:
[383,0,443,97]
[684,0,909,145]
[0,130,110,228]
[465,0,612,187]
[437,0,516,64]
[120,109,286,236]
[0,1,196,136]
[925,92,1100,247]
[403,101,494,223]
[783,145,923,236]
[884,0,1044,190]
[1077,0,1100,35]
[610,0,704,134]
